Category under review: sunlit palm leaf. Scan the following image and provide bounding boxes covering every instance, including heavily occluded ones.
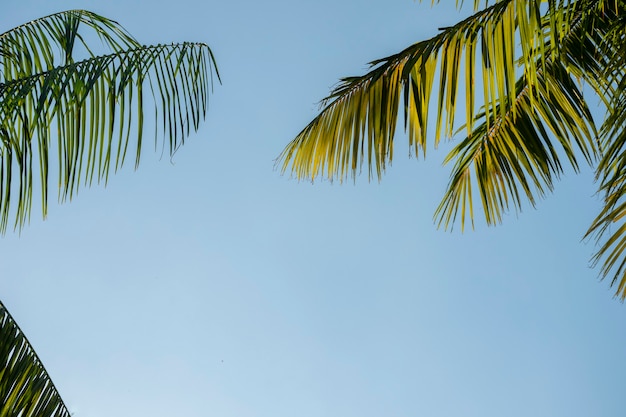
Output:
[435,0,613,230]
[277,0,597,184]
[0,301,71,417]
[277,0,516,181]
[279,0,626,297]
[0,10,219,232]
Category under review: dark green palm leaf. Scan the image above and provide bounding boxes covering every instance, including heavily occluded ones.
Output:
[586,93,626,292]
[0,10,219,232]
[436,59,597,230]
[0,301,71,417]
[0,10,139,79]
[579,4,626,298]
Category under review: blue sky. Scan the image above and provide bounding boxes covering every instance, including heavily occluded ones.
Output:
[2,1,626,417]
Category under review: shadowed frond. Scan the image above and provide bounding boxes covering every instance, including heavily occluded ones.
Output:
[435,59,596,230]
[0,10,219,232]
[0,301,71,417]
[585,129,626,299]
[578,5,626,299]
[0,10,139,79]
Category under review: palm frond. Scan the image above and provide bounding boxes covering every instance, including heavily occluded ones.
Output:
[277,0,601,183]
[435,59,596,230]
[0,10,139,80]
[0,11,219,232]
[579,4,626,299]
[278,0,626,297]
[585,135,626,299]
[0,301,71,417]
[435,0,612,230]
[277,0,513,181]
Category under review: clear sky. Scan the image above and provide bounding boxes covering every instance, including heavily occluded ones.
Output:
[2,1,626,417]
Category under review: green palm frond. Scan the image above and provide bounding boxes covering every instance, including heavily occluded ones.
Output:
[279,0,626,297]
[0,10,219,232]
[277,0,603,183]
[435,59,596,230]
[584,11,626,298]
[0,301,71,417]
[435,0,613,230]
[0,10,139,79]
[585,167,626,299]
[277,0,515,181]
[585,138,626,299]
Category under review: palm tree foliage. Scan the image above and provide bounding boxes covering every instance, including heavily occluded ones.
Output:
[278,0,626,298]
[0,10,219,232]
[0,301,70,417]
[0,10,219,415]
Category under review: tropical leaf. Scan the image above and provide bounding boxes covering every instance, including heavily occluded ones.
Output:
[277,0,517,182]
[0,301,71,417]
[0,10,139,81]
[435,59,597,230]
[0,10,219,232]
[584,8,626,299]
[277,1,603,182]
[279,0,626,297]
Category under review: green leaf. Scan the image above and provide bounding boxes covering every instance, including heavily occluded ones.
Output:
[279,0,626,298]
[0,10,220,232]
[0,301,71,417]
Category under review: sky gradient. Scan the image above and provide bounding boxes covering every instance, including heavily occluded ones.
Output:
[2,1,626,417]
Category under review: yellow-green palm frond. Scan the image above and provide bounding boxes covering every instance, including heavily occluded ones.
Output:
[435,60,596,230]
[277,0,604,183]
[436,0,617,230]
[0,11,219,232]
[277,1,515,181]
[0,301,71,417]
[279,0,626,296]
